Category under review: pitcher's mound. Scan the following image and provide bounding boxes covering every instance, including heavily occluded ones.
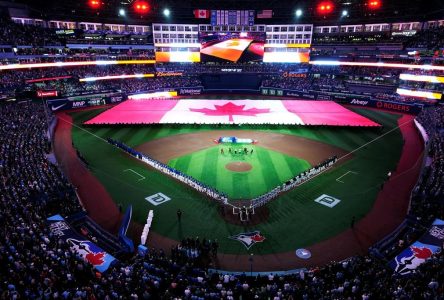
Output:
[225,162,252,172]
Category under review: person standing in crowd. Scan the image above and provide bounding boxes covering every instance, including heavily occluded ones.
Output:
[177,209,182,222]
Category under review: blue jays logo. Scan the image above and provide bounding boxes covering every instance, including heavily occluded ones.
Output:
[67,238,106,267]
[391,244,437,276]
[229,231,265,249]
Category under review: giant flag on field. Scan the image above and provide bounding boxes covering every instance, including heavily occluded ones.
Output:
[84,99,380,127]
[47,215,117,272]
[389,219,444,276]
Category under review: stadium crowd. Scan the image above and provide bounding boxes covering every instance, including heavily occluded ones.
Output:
[0,64,203,97]
[0,100,443,298]
[0,17,62,46]
[2,62,438,104]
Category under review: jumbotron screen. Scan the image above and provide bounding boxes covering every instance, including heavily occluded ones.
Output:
[199,32,265,63]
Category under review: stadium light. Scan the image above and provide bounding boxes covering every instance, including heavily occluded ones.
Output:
[88,0,101,9]
[368,0,381,9]
[163,8,170,17]
[295,9,303,17]
[119,8,126,16]
[317,1,334,15]
[342,10,348,17]
[134,1,149,14]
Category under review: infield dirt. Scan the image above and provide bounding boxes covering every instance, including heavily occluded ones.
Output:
[135,130,349,165]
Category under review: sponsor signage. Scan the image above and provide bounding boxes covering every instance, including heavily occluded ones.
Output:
[389,219,443,276]
[392,30,417,37]
[261,88,423,114]
[55,29,82,35]
[221,68,242,73]
[349,99,369,106]
[47,92,127,111]
[178,87,203,95]
[346,98,423,114]
[145,193,171,206]
[282,70,308,78]
[282,72,307,78]
[37,90,58,98]
[156,71,183,77]
[314,194,341,208]
[47,215,116,272]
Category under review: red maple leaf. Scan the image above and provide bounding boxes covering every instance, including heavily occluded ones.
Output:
[85,252,105,265]
[251,234,265,243]
[411,247,433,259]
[189,102,270,122]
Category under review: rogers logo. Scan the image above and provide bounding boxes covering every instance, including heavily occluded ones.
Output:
[377,101,411,112]
[350,99,369,106]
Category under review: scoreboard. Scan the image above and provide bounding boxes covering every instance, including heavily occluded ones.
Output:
[211,10,255,26]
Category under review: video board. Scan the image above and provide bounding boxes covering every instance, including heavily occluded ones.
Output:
[199,32,265,63]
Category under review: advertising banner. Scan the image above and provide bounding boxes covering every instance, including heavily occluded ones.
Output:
[260,88,423,114]
[389,219,443,276]
[47,215,117,273]
[177,87,203,96]
[47,92,127,112]
[345,98,423,114]
[37,90,58,98]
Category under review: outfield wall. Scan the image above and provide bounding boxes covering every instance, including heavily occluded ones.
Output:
[45,86,424,117]
[47,92,127,112]
[260,87,424,115]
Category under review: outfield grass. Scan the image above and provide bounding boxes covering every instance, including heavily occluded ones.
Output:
[70,105,403,255]
[169,145,311,199]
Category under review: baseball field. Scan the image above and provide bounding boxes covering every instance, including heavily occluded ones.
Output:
[67,102,407,260]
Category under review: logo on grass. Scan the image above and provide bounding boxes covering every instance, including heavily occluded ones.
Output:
[314,194,341,208]
[295,248,312,259]
[229,231,265,249]
[145,193,171,206]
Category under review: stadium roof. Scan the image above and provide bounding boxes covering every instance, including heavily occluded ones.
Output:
[7,0,444,24]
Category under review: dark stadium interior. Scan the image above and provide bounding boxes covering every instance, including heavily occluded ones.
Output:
[5,0,444,23]
[1,0,444,298]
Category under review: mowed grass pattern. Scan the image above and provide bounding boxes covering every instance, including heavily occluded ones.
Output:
[70,104,405,255]
[168,146,311,199]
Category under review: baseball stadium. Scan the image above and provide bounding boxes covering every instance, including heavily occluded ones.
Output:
[1,0,444,298]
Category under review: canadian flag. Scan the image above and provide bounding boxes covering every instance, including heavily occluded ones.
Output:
[194,9,210,18]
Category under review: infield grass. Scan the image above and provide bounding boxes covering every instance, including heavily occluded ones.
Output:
[169,145,311,199]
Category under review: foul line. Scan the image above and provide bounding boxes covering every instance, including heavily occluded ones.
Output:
[58,116,108,143]
[339,117,413,161]
[124,168,145,181]
[294,117,415,189]
[336,171,358,183]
